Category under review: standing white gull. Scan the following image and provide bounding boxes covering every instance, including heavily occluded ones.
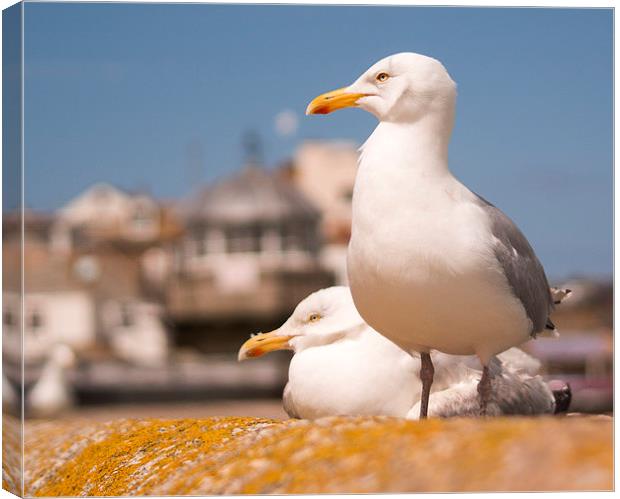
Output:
[238,287,570,419]
[306,52,557,418]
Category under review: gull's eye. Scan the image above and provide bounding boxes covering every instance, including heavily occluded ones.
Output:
[376,72,390,83]
[307,313,321,323]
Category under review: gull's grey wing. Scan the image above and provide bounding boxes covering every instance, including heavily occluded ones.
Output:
[489,372,556,416]
[476,194,554,335]
[550,287,572,305]
[420,371,555,418]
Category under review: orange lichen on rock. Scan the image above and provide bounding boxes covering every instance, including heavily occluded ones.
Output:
[24,417,280,497]
[2,414,22,496]
[16,415,613,495]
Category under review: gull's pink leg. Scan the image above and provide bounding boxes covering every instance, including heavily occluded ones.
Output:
[477,365,493,416]
[419,352,434,419]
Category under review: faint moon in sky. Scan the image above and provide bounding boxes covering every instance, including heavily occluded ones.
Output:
[274,109,299,137]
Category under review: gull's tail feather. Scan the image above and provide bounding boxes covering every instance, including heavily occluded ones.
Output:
[550,287,572,305]
[548,379,572,414]
[538,318,560,338]
[538,287,572,338]
[544,318,560,335]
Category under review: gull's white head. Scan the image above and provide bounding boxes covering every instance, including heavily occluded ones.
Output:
[306,52,456,123]
[238,286,365,360]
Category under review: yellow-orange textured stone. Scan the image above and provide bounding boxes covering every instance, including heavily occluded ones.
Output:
[2,415,21,496]
[3,415,613,495]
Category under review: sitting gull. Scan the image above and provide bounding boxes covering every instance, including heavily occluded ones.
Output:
[238,287,571,419]
[306,53,559,418]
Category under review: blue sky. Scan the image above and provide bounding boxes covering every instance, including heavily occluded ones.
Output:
[22,4,612,279]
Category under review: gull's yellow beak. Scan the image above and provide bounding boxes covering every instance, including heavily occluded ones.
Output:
[238,330,295,361]
[306,87,367,115]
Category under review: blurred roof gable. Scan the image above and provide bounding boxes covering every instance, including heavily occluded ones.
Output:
[180,166,320,226]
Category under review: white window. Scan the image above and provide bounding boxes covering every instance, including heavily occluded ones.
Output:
[227,227,259,253]
[261,229,281,253]
[206,228,226,254]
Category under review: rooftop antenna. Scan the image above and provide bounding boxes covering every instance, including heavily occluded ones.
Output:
[242,130,263,167]
[186,138,205,188]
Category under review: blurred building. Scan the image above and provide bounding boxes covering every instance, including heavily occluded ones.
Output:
[50,183,181,252]
[3,223,170,365]
[549,278,613,331]
[3,157,339,414]
[167,164,335,352]
[3,143,612,416]
[526,331,612,413]
[280,141,359,284]
[284,141,358,245]
[523,278,613,413]
[3,200,174,415]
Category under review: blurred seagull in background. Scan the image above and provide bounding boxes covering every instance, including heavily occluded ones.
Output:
[306,53,559,418]
[238,287,571,419]
[27,343,76,418]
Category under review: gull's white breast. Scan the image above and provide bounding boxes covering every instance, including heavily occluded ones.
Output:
[286,329,419,419]
[347,152,531,362]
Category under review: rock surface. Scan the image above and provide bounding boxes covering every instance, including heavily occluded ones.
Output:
[2,416,21,496]
[3,415,613,495]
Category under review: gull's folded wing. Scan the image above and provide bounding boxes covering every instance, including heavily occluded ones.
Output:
[475,194,554,336]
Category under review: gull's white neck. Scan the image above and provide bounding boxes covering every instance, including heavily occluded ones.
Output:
[360,110,454,178]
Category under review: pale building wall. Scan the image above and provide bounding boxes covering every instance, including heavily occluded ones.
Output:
[292,141,359,285]
[3,291,22,360]
[59,183,133,226]
[320,244,349,286]
[292,141,358,243]
[101,301,169,367]
[23,291,96,353]
[56,183,160,243]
